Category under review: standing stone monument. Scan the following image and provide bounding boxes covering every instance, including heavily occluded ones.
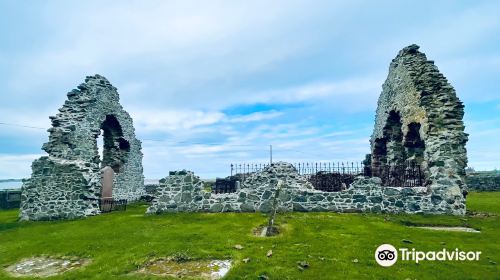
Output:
[19,75,144,221]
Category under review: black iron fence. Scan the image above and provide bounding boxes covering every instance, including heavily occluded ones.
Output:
[294,162,364,178]
[230,163,270,182]
[213,177,239,194]
[296,162,364,192]
[230,162,364,192]
[377,162,424,188]
[230,162,364,180]
[99,198,127,213]
[229,161,424,191]
[308,172,357,192]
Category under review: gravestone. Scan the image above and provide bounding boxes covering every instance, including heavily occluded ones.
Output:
[101,166,114,199]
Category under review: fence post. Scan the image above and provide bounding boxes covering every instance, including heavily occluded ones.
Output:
[418,164,422,186]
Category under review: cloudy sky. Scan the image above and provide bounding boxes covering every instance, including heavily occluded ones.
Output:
[1,0,499,179]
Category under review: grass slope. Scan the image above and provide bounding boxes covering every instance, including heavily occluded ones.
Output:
[0,192,498,279]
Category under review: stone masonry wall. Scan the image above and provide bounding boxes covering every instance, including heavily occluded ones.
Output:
[147,162,462,215]
[370,44,468,214]
[148,45,468,216]
[466,172,500,192]
[20,75,144,221]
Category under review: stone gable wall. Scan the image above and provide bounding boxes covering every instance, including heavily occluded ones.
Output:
[370,44,467,214]
[20,75,144,221]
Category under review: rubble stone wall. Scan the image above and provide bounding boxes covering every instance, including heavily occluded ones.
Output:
[20,75,144,221]
[147,162,462,215]
[370,44,468,214]
[466,172,500,192]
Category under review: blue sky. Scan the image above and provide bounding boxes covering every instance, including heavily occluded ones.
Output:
[0,0,499,179]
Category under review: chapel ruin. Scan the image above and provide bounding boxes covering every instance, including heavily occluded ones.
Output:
[148,44,468,216]
[19,75,144,221]
[19,44,469,220]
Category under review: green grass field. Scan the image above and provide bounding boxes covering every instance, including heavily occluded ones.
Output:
[0,192,498,279]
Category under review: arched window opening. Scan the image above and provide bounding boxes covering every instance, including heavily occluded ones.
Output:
[404,122,425,164]
[96,115,129,173]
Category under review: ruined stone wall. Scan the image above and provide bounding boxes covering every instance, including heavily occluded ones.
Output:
[370,44,468,214]
[147,162,461,215]
[148,45,470,216]
[466,172,500,192]
[20,75,144,221]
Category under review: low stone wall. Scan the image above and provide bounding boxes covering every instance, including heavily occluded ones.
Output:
[466,172,500,192]
[0,189,21,210]
[147,162,465,215]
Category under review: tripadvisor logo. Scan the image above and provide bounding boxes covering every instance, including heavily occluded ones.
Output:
[375,244,398,267]
[375,244,481,267]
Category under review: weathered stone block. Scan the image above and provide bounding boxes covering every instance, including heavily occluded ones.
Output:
[353,194,367,203]
[240,202,255,212]
[369,196,383,203]
[258,201,273,213]
[292,203,307,212]
[210,203,223,212]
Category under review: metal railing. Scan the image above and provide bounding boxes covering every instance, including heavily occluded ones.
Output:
[230,162,364,180]
[294,162,364,178]
[229,161,424,190]
[377,162,423,188]
[99,198,127,213]
[308,172,357,192]
[230,163,270,182]
[230,161,364,192]
[213,177,238,194]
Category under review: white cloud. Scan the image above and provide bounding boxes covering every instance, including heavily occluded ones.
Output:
[5,1,319,93]
[0,109,52,141]
[136,117,372,178]
[226,111,283,123]
[131,108,285,134]
[132,109,225,132]
[2,0,500,177]
[228,74,383,111]
[0,154,44,179]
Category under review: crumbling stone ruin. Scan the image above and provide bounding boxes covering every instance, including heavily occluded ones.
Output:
[18,44,468,220]
[148,44,468,216]
[147,163,315,214]
[20,75,144,221]
[466,172,500,192]
[148,162,452,214]
[370,44,468,214]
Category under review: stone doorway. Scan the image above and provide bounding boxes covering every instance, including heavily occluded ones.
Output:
[96,115,130,212]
